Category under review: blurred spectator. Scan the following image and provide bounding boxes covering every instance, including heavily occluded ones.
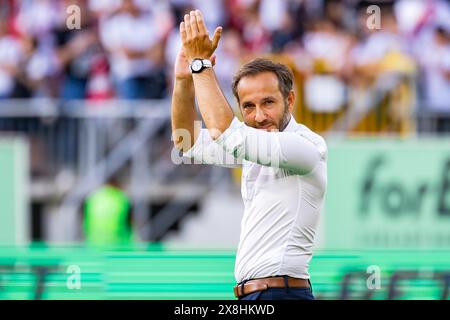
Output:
[100,0,172,99]
[15,0,59,39]
[394,0,431,36]
[215,29,244,100]
[269,7,299,53]
[192,0,226,32]
[303,18,353,76]
[300,17,353,113]
[241,3,271,53]
[55,0,101,100]
[164,2,194,87]
[0,19,24,98]
[259,0,289,33]
[169,0,194,24]
[83,177,133,245]
[417,24,450,132]
[22,38,61,98]
[350,5,410,81]
[88,0,121,17]
[86,54,115,100]
[0,0,447,135]
[324,0,352,30]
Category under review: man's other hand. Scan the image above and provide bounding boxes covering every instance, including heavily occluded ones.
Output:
[180,10,222,63]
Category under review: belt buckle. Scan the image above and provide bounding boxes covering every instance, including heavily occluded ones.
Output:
[233,286,238,298]
[233,284,243,298]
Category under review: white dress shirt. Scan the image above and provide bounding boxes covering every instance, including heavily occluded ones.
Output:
[184,115,327,283]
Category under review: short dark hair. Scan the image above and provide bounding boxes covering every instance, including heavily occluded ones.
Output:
[232,58,294,104]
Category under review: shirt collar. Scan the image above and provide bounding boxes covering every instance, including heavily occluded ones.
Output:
[282,114,298,132]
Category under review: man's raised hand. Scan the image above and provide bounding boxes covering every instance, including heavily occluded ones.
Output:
[180,10,222,63]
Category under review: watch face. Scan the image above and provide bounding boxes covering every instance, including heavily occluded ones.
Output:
[191,60,203,72]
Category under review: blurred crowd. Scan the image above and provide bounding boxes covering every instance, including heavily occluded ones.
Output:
[0,0,449,118]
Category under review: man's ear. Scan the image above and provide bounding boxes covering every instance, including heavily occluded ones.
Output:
[287,90,295,113]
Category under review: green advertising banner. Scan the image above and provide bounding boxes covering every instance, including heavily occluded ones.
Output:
[0,246,448,300]
[325,138,450,249]
[0,138,29,245]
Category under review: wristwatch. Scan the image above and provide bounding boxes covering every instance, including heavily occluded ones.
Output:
[189,58,212,74]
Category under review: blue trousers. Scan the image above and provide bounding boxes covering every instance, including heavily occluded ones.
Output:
[239,278,315,300]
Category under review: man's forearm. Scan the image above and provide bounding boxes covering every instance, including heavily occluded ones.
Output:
[192,69,234,139]
[171,78,198,152]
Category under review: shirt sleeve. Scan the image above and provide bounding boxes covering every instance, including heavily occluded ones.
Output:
[183,128,242,168]
[214,117,327,175]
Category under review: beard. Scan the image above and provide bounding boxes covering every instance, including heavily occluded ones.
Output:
[278,101,291,132]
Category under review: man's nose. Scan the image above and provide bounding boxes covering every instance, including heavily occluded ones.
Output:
[254,107,267,123]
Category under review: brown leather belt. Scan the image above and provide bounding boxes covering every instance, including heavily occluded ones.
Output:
[233,276,310,298]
